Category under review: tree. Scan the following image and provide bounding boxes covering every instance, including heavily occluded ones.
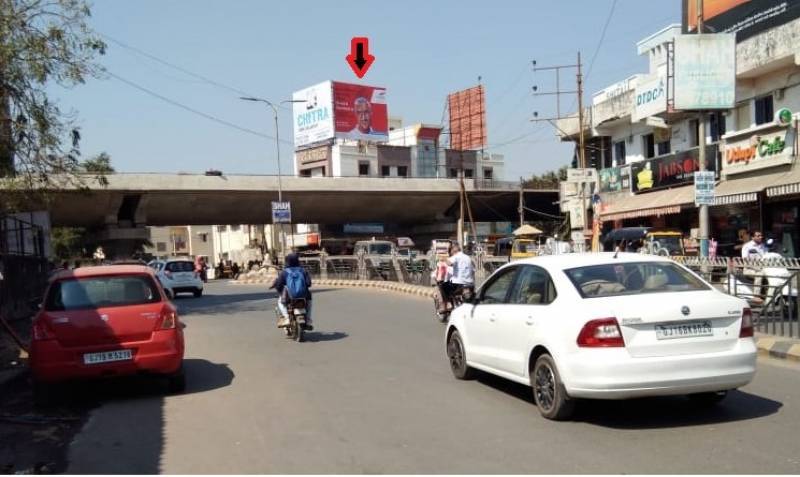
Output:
[521,165,568,189]
[80,150,113,185]
[0,0,106,212]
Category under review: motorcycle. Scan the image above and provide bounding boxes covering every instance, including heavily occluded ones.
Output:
[276,298,309,342]
[727,251,797,312]
[433,283,472,323]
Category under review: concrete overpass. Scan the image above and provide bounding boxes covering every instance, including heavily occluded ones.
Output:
[41,174,559,230]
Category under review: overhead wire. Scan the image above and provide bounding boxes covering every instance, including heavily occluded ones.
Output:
[106,70,294,146]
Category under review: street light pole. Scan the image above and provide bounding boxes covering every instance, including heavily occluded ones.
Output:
[240,97,305,261]
[696,0,710,258]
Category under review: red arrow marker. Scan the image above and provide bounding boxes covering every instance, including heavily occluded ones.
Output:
[346,37,375,79]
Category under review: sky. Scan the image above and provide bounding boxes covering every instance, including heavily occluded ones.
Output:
[52,0,682,181]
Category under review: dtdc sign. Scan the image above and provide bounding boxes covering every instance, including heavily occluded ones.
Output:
[632,74,666,122]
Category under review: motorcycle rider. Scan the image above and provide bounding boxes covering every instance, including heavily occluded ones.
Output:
[446,242,475,301]
[270,253,313,331]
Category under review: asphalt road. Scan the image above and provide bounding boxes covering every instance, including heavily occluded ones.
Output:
[65,281,800,474]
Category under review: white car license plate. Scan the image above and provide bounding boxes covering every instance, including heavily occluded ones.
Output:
[83,349,133,365]
[655,320,713,340]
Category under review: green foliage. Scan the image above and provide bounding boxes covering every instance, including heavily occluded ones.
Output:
[0,0,106,212]
[50,226,89,260]
[80,151,113,185]
[521,165,568,189]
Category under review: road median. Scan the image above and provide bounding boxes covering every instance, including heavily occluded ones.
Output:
[233,275,435,299]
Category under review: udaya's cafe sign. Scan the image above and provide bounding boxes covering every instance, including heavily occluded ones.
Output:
[722,108,797,176]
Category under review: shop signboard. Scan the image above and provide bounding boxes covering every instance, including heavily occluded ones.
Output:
[632,73,667,122]
[344,223,384,234]
[271,201,292,224]
[560,168,598,212]
[723,122,795,175]
[674,34,736,110]
[598,166,631,193]
[631,144,718,193]
[567,199,586,231]
[694,171,716,206]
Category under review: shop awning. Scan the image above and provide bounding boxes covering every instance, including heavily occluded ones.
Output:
[712,169,791,206]
[766,166,800,198]
[599,185,694,222]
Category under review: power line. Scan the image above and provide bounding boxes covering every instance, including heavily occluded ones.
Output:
[585,0,619,82]
[107,70,294,146]
[100,32,291,111]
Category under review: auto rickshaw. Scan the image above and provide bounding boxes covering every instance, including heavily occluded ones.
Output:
[602,227,686,256]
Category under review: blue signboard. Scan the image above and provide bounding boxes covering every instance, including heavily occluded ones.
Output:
[271,201,291,224]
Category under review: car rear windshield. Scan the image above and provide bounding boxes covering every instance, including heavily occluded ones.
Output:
[165,261,194,272]
[369,244,392,254]
[45,275,162,311]
[564,262,709,298]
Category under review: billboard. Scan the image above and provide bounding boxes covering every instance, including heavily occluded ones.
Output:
[448,85,487,151]
[674,33,736,110]
[293,81,335,148]
[332,81,388,142]
[683,0,800,41]
[598,166,631,193]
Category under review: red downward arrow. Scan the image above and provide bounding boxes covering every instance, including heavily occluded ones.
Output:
[346,37,375,79]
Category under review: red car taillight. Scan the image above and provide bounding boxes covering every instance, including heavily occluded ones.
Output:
[31,318,54,341]
[577,318,625,347]
[740,308,754,338]
[160,310,177,330]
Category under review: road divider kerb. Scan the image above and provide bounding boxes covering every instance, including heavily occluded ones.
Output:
[755,334,800,362]
[233,277,435,299]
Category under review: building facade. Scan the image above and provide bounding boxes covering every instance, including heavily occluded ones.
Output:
[559,16,800,257]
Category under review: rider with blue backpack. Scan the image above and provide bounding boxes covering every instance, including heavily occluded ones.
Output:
[271,252,313,330]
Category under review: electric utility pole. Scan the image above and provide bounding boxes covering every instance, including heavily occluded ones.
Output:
[696,0,710,258]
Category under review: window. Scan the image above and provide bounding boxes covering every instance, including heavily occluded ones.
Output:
[45,275,161,311]
[509,266,557,305]
[358,162,370,176]
[755,95,774,125]
[709,112,726,142]
[381,165,391,177]
[449,168,458,178]
[156,242,167,252]
[613,140,626,166]
[643,134,655,159]
[464,168,474,178]
[690,119,699,147]
[480,267,518,304]
[483,168,493,180]
[230,225,240,232]
[657,139,670,156]
[165,261,194,273]
[397,166,408,177]
[564,262,710,298]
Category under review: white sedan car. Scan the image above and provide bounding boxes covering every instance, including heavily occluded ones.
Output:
[149,259,204,298]
[445,252,757,420]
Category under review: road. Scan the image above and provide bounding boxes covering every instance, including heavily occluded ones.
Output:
[65,281,800,474]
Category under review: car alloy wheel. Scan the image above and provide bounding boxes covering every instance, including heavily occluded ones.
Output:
[534,363,556,412]
[447,331,475,380]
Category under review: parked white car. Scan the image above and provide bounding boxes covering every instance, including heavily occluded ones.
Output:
[149,259,204,298]
[445,252,757,420]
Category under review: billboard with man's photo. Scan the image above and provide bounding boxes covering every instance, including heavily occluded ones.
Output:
[683,0,800,42]
[332,81,388,142]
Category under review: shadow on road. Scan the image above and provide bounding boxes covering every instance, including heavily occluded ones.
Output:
[305,331,349,342]
[175,288,338,317]
[474,372,782,428]
[63,359,234,474]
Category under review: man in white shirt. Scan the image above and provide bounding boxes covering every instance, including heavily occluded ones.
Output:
[447,243,475,297]
[741,230,767,259]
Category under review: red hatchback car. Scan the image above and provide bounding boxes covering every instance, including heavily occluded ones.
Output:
[30,265,185,396]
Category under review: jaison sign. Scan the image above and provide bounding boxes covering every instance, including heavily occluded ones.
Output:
[631,144,718,193]
[632,74,667,122]
[723,122,796,175]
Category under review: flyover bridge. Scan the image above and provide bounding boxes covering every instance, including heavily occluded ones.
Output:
[42,173,560,229]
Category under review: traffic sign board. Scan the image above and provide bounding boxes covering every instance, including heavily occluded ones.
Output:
[694,171,715,206]
[271,201,292,224]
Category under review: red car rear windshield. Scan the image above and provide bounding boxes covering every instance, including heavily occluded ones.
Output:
[45,274,162,311]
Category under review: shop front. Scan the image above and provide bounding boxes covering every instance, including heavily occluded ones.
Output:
[712,114,799,256]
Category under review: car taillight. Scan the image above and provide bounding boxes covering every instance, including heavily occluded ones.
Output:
[160,310,177,329]
[740,308,754,338]
[577,318,625,347]
[32,318,54,341]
